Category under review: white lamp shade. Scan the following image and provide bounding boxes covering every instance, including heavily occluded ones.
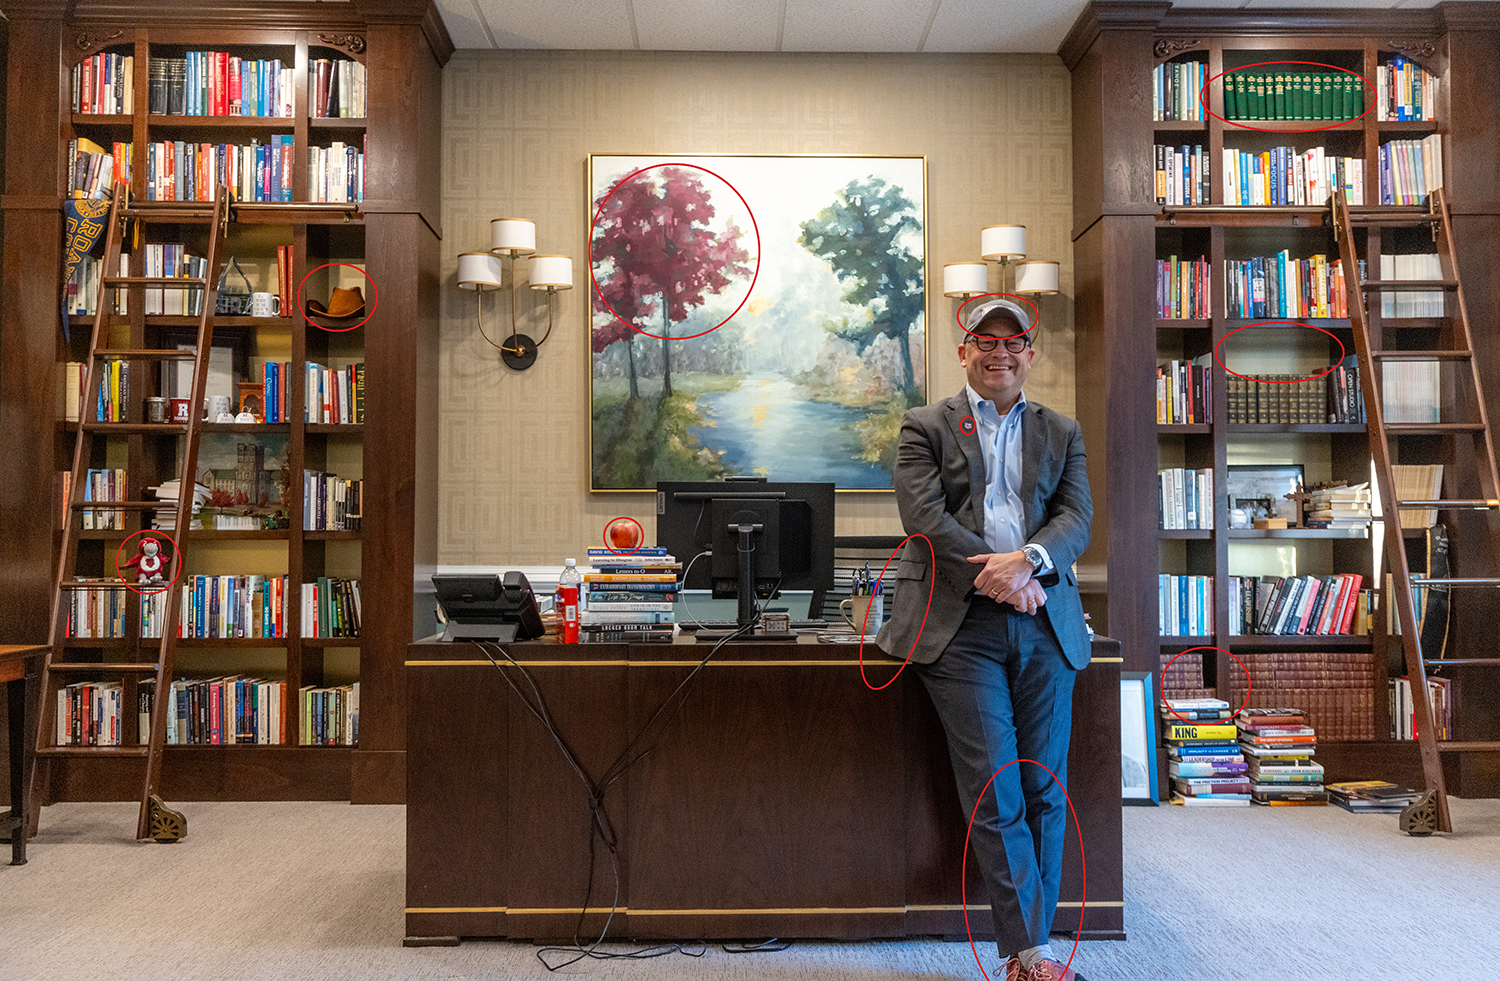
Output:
[529,254,573,291]
[981,224,1026,261]
[490,217,536,255]
[1014,260,1060,296]
[943,262,989,297]
[456,251,503,291]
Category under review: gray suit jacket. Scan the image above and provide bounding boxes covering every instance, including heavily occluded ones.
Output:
[875,390,1094,669]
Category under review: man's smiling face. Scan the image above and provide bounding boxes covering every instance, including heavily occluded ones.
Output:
[959,312,1034,408]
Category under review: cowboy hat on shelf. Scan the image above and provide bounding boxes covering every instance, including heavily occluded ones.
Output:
[305,285,367,323]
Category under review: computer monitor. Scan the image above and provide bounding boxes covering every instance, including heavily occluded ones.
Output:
[431,572,545,642]
[656,479,836,627]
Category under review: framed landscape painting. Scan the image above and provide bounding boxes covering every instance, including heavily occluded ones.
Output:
[588,154,927,492]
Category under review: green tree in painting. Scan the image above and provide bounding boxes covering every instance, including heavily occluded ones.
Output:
[591,167,752,398]
[798,177,923,401]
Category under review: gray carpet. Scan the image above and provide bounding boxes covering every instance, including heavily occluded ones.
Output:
[3,797,1498,980]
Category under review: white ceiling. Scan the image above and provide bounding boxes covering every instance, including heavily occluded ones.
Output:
[434,0,1443,54]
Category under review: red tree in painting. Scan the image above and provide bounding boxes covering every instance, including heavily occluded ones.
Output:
[591,167,751,398]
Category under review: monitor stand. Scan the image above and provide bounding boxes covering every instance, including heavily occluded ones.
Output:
[440,621,521,643]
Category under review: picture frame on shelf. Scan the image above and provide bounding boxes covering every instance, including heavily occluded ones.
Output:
[1120,671,1159,804]
[1226,464,1304,525]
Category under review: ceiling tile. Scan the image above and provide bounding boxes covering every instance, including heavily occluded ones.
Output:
[923,0,1083,53]
[470,0,637,49]
[634,0,784,51]
[434,0,499,50]
[782,0,930,52]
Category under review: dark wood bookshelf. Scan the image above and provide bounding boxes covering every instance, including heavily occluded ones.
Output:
[1,1,450,806]
[1063,1,1500,794]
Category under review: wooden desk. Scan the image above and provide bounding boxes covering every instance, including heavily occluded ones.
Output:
[405,636,1124,945]
[1,644,45,866]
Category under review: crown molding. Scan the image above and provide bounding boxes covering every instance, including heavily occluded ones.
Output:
[1059,2,1172,71]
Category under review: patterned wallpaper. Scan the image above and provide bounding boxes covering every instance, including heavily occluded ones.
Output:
[439,50,1073,564]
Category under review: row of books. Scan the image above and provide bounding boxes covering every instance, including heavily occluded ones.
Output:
[1152,60,1207,121]
[304,470,363,532]
[1154,144,1208,206]
[1222,253,1357,320]
[300,577,362,639]
[178,575,290,639]
[91,360,133,423]
[1377,253,1444,318]
[1392,465,1443,529]
[1159,575,1212,637]
[1222,146,1365,206]
[1158,467,1213,530]
[1379,136,1444,205]
[54,681,130,746]
[79,468,129,530]
[1223,70,1364,123]
[72,50,135,115]
[310,57,368,118]
[1390,676,1452,741]
[304,361,366,424]
[580,547,680,642]
[1226,574,1368,637]
[142,243,210,315]
[150,677,290,746]
[144,138,296,203]
[64,253,129,316]
[1156,256,1208,320]
[1301,482,1372,529]
[300,683,360,745]
[147,53,296,118]
[1223,359,1365,425]
[1155,357,1210,424]
[1373,57,1439,122]
[68,138,128,198]
[309,141,365,204]
[65,582,132,639]
[1383,361,1441,425]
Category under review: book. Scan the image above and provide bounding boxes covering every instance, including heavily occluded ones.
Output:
[1166,722,1238,741]
[1171,792,1250,807]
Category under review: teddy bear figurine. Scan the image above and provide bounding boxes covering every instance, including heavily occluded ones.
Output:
[124,536,169,584]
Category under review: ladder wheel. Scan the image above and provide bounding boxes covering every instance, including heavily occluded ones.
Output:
[148,794,187,843]
[1399,790,1438,837]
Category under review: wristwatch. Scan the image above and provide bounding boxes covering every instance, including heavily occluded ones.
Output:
[1022,544,1045,574]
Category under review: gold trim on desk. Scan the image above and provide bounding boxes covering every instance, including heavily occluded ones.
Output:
[908,901,1123,910]
[1091,657,1124,663]
[406,660,632,667]
[407,902,1122,915]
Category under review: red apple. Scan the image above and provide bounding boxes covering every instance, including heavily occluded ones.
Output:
[607,519,641,550]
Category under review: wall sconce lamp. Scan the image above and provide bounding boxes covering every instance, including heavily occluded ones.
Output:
[455,218,573,371]
[945,224,1062,329]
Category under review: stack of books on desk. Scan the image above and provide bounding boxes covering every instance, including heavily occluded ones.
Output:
[1239,707,1327,806]
[581,547,680,643]
[1163,698,1251,806]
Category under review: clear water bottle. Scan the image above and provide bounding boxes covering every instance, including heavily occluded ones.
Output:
[557,558,584,644]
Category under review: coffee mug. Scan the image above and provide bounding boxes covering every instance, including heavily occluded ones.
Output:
[840,593,883,633]
[251,292,280,318]
[206,395,231,420]
[170,398,192,422]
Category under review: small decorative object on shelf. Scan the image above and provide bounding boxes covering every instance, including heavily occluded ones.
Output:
[123,536,169,584]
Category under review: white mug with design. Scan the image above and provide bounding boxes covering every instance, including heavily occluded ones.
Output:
[251,292,281,318]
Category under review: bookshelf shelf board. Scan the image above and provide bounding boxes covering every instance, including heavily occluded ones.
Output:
[1160,636,1215,648]
[1226,423,1367,434]
[145,115,296,131]
[1159,529,1211,539]
[1375,120,1440,133]
[163,744,354,756]
[200,422,293,435]
[1158,206,1330,228]
[1153,120,1207,133]
[302,530,361,541]
[1155,318,1212,330]
[177,638,293,648]
[1159,424,1211,435]
[308,117,367,130]
[301,638,361,648]
[304,424,363,435]
[1227,527,1370,538]
[68,315,298,329]
[1227,635,1371,647]
[1221,118,1365,134]
[69,114,136,127]
[186,529,292,540]
[232,203,363,224]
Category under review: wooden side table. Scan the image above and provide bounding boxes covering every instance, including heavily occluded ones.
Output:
[1,644,46,865]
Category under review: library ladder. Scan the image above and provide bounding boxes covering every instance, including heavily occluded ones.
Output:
[30,186,232,842]
[1333,187,1500,835]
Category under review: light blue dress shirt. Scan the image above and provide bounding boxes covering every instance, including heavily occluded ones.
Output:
[965,384,1054,574]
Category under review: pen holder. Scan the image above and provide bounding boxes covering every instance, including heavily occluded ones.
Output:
[839,592,883,633]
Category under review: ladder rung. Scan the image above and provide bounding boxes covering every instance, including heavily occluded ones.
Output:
[1385,423,1486,434]
[1373,350,1471,362]
[1428,659,1500,667]
[1437,741,1500,752]
[1396,499,1499,509]
[49,662,162,673]
[93,349,199,361]
[37,745,150,757]
[1348,214,1439,227]
[78,422,187,434]
[1409,577,1500,586]
[70,500,176,511]
[101,277,207,289]
[1360,279,1457,290]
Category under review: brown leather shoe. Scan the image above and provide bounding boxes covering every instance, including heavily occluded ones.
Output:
[1025,959,1083,981]
[1000,959,1022,981]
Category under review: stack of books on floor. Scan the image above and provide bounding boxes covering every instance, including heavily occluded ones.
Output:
[581,546,680,643]
[1164,698,1250,806]
[1239,707,1327,805]
[1327,781,1425,813]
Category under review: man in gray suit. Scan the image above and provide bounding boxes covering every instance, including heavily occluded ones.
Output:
[876,298,1093,981]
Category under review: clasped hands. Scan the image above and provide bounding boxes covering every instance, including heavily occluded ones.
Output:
[967,550,1046,615]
